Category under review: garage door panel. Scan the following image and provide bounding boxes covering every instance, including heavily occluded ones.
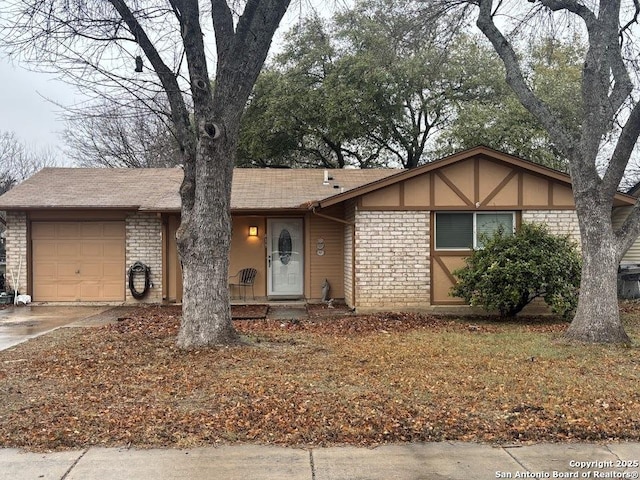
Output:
[33,241,59,257]
[103,243,125,257]
[79,262,103,279]
[56,223,81,238]
[31,223,57,238]
[56,262,80,277]
[102,223,126,238]
[35,262,57,278]
[55,283,81,301]
[32,221,125,302]
[79,262,124,281]
[81,223,105,237]
[80,283,100,299]
[81,242,104,257]
[81,222,125,239]
[32,284,58,299]
[101,283,126,301]
[56,242,80,257]
[80,283,123,301]
[103,262,124,280]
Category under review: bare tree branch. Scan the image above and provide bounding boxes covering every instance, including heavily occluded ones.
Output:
[107,0,192,155]
[476,0,577,158]
[603,100,640,197]
[0,130,58,193]
[210,0,235,64]
[620,0,640,36]
[63,97,181,168]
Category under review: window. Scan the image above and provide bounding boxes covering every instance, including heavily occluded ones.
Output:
[435,212,515,250]
[435,213,473,249]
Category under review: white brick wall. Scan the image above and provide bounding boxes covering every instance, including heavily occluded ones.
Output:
[522,210,581,248]
[5,212,27,294]
[354,210,430,310]
[125,212,163,303]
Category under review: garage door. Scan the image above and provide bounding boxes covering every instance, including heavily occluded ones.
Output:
[32,222,125,301]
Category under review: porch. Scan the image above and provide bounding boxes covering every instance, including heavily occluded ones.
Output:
[163,204,347,305]
[230,299,353,321]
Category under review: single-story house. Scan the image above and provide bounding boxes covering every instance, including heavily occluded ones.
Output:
[0,146,635,311]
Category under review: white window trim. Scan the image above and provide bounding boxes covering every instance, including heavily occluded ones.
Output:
[434,211,516,251]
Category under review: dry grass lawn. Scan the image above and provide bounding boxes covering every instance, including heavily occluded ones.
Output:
[0,304,639,451]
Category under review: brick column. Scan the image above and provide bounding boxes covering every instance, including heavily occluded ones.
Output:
[343,201,356,307]
[4,212,28,295]
[125,212,163,303]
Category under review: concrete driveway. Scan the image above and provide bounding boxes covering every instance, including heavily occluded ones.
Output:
[0,305,119,351]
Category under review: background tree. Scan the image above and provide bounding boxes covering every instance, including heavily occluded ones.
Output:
[437,37,584,171]
[239,16,376,169]
[64,96,181,168]
[240,0,583,171]
[0,131,57,194]
[431,0,640,343]
[1,0,291,348]
[332,0,460,169]
[0,130,58,264]
[239,0,487,169]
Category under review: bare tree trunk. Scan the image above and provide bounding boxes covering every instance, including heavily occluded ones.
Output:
[566,201,631,344]
[176,134,240,348]
[171,0,289,348]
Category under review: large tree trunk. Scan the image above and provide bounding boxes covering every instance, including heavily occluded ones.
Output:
[170,0,290,348]
[565,199,631,344]
[175,130,240,348]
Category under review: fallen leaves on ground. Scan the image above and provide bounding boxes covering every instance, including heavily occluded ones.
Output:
[0,304,639,451]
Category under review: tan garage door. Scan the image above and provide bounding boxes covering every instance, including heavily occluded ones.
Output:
[32,222,125,301]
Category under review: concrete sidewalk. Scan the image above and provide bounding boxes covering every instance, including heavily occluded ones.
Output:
[1,442,638,480]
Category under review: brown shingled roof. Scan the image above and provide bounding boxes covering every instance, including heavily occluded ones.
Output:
[0,167,398,211]
[231,168,397,210]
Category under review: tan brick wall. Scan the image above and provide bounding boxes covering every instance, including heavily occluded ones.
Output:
[343,201,356,307]
[354,210,430,310]
[5,212,27,295]
[522,210,581,248]
[125,212,163,303]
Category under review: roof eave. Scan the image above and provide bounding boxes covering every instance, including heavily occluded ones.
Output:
[230,207,310,214]
[315,146,637,208]
[0,205,143,211]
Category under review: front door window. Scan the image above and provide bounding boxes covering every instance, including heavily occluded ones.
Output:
[267,219,303,297]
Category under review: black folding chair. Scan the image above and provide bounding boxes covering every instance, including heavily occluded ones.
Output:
[228,268,257,300]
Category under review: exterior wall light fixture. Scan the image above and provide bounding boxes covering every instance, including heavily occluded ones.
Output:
[248,226,258,237]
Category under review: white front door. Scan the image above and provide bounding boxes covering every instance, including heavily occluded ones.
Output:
[267,218,304,297]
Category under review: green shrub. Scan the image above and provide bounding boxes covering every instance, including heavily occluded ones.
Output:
[450,222,582,318]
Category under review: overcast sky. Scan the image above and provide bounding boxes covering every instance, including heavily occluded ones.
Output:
[0,55,80,164]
